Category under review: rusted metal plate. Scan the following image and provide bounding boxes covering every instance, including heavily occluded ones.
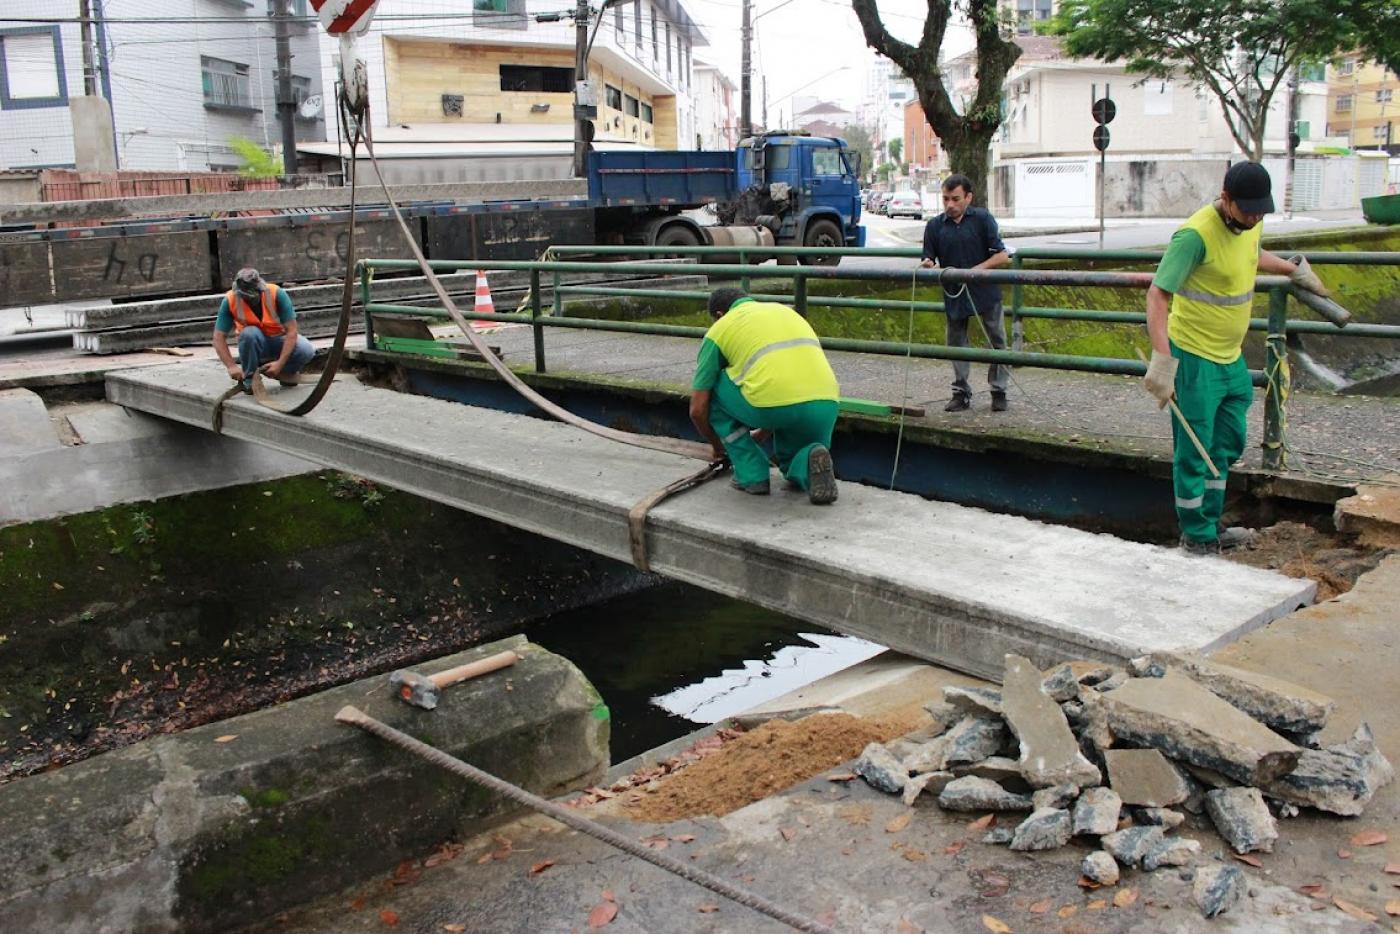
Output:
[51,232,212,302]
[0,239,54,307]
[426,209,595,261]
[216,218,416,286]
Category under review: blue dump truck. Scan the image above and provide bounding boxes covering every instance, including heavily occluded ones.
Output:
[0,133,865,308]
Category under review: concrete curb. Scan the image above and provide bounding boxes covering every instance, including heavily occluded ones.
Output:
[0,636,608,932]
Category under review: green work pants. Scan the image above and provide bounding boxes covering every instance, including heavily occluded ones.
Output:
[710,372,838,489]
[1170,343,1253,543]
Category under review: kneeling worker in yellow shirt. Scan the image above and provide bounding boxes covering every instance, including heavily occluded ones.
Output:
[689,287,840,504]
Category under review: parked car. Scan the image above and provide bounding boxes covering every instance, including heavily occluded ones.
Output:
[872,191,895,215]
[885,190,925,219]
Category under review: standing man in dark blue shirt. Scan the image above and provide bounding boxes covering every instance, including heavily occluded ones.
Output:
[920,174,1012,411]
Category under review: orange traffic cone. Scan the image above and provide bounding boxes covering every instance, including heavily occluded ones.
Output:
[471,269,496,332]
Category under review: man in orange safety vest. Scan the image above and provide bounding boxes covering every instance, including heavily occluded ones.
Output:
[212,267,315,392]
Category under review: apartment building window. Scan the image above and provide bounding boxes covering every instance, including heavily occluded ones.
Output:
[474,0,527,30]
[265,0,309,14]
[625,94,639,117]
[1337,57,1355,76]
[1375,126,1391,141]
[614,3,624,38]
[640,101,653,123]
[1015,0,1052,36]
[1336,94,1353,113]
[1378,88,1394,103]
[634,1,642,54]
[605,83,622,110]
[0,26,68,109]
[500,65,573,92]
[665,23,672,72]
[202,56,256,110]
[651,7,658,61]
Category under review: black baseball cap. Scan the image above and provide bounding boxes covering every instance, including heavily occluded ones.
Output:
[1223,161,1274,215]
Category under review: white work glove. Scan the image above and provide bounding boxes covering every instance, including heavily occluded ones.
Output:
[1143,350,1177,409]
[1289,256,1330,297]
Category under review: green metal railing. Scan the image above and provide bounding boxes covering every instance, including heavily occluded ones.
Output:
[359,245,1400,473]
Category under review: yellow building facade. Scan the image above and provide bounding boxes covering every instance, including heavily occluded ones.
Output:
[1327,55,1398,150]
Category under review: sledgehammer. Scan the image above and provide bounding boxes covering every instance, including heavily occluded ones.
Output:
[389,650,518,710]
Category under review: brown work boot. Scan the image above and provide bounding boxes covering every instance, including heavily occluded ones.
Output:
[807,445,838,505]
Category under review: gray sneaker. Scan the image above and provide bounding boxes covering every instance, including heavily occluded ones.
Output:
[1217,526,1256,550]
[1179,535,1221,556]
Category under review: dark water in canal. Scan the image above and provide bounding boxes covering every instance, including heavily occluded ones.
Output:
[522,581,882,763]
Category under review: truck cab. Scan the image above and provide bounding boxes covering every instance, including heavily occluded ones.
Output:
[733,132,865,265]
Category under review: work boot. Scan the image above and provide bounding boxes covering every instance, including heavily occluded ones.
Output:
[1179,535,1221,556]
[943,393,971,412]
[239,380,254,395]
[278,377,299,388]
[806,445,838,505]
[730,478,770,495]
[991,391,1009,412]
[1217,526,1256,550]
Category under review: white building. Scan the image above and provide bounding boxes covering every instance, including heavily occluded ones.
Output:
[862,55,914,159]
[691,58,737,150]
[0,0,327,172]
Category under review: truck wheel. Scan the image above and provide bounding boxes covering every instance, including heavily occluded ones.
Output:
[799,219,842,266]
[655,224,700,258]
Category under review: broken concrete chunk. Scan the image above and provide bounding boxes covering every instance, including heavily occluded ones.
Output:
[1060,700,1085,725]
[854,742,907,795]
[1041,664,1081,702]
[1075,691,1114,759]
[1143,652,1334,734]
[1271,800,1300,819]
[1134,807,1185,829]
[1104,748,1191,807]
[1127,655,1168,678]
[1001,655,1101,789]
[901,770,953,807]
[941,716,1008,768]
[1093,670,1129,692]
[1101,826,1165,867]
[1282,729,1324,750]
[922,701,965,733]
[1082,850,1120,885]
[1032,783,1079,811]
[1071,786,1122,836]
[1143,836,1202,871]
[943,686,1003,717]
[1098,671,1299,785]
[1259,722,1395,817]
[1204,787,1278,854]
[937,776,1033,812]
[982,826,1014,845]
[1193,865,1245,918]
[1182,763,1234,790]
[1009,807,1072,851]
[901,737,949,775]
[1071,662,1118,686]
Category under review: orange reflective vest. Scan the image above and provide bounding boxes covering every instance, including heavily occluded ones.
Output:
[225,283,286,337]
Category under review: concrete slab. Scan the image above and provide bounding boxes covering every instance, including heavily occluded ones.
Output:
[106,362,1318,678]
[0,388,58,457]
[1333,477,1400,548]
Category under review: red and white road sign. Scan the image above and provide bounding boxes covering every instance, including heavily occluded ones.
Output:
[310,0,381,35]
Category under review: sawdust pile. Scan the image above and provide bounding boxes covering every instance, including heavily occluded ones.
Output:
[625,710,922,823]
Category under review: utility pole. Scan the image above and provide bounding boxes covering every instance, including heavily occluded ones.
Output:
[1283,66,1299,218]
[78,0,98,96]
[740,0,752,138]
[572,0,591,178]
[272,0,298,176]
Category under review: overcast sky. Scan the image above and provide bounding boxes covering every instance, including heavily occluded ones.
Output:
[684,0,977,121]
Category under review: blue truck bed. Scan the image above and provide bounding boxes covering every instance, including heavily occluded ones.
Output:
[587,150,738,207]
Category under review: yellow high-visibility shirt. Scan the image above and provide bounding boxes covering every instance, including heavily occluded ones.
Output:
[700,299,838,407]
[1165,204,1262,364]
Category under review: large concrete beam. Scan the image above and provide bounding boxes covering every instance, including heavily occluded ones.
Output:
[106,364,1316,679]
[0,179,588,225]
[0,636,607,933]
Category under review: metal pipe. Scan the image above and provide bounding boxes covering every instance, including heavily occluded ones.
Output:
[530,268,545,373]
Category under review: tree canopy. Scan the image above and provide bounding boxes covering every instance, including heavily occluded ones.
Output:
[1050,0,1400,158]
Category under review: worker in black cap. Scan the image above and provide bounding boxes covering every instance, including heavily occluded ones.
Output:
[212,267,314,392]
[1142,162,1329,555]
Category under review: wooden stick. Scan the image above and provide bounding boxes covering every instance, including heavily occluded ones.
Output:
[1137,348,1221,479]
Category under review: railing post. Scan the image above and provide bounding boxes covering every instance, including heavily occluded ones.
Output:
[740,248,750,292]
[794,272,807,317]
[1010,253,1024,352]
[531,268,546,373]
[359,262,375,351]
[1262,286,1289,472]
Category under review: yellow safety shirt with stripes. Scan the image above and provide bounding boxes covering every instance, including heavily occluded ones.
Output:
[1163,203,1263,365]
[693,299,839,407]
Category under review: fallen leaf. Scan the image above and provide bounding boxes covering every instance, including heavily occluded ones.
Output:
[1299,884,1329,900]
[441,926,466,933]
[378,910,399,926]
[671,834,696,843]
[1334,897,1377,922]
[475,852,493,865]
[885,813,912,833]
[968,813,996,831]
[698,905,719,914]
[1088,899,1108,910]
[897,919,920,934]
[214,735,237,743]
[529,860,555,876]
[1077,876,1102,890]
[827,772,857,782]
[601,890,616,903]
[1233,853,1263,868]
[350,896,367,911]
[1353,830,1389,847]
[1339,849,1354,860]
[1113,888,1138,908]
[1386,899,1400,917]
[1028,899,1052,914]
[588,901,619,928]
[840,804,872,826]
[1057,905,1078,919]
[1386,864,1400,875]
[944,840,966,856]
[975,870,1010,898]
[902,847,929,862]
[981,914,1011,933]
[643,835,669,850]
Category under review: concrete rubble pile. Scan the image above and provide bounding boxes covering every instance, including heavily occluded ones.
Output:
[853,652,1394,920]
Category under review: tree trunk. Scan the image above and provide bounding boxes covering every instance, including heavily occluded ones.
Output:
[946,132,993,205]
